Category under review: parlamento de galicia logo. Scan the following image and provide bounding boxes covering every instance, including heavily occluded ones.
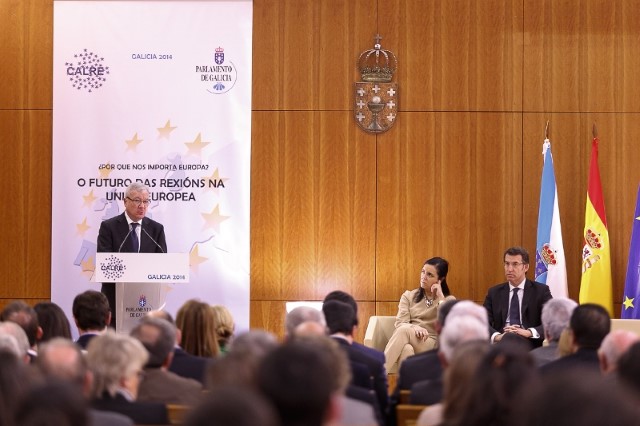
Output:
[196,46,238,94]
[65,48,110,93]
[99,255,126,280]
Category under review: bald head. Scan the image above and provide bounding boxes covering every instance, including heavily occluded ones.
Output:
[293,321,327,338]
[598,330,640,374]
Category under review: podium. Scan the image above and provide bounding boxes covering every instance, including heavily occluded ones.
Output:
[93,253,189,333]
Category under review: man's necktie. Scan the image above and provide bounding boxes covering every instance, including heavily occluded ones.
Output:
[509,287,521,327]
[130,223,139,253]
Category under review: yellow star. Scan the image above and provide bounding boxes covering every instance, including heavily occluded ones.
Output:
[189,245,208,274]
[76,217,91,236]
[157,120,177,139]
[82,190,97,208]
[81,256,95,275]
[99,162,113,178]
[126,133,143,151]
[204,168,229,194]
[201,204,230,233]
[636,215,640,221]
[185,133,211,156]
[623,295,635,310]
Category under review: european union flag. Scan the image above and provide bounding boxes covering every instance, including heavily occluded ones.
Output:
[621,184,640,319]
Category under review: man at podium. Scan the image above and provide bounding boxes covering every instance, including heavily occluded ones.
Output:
[97,182,167,327]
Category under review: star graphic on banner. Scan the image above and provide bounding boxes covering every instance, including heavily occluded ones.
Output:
[82,190,97,208]
[157,120,177,139]
[185,133,211,156]
[189,245,208,273]
[623,295,635,310]
[201,204,230,233]
[636,215,640,221]
[76,218,91,236]
[126,133,143,151]
[99,162,113,178]
[203,168,229,194]
[81,256,95,275]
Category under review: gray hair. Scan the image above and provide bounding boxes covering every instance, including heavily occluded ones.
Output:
[541,298,578,342]
[229,330,278,358]
[130,316,177,368]
[125,181,150,197]
[86,331,148,398]
[285,307,326,336]
[439,315,489,362]
[598,330,640,370]
[447,300,488,327]
[0,321,30,358]
[0,334,21,358]
[37,338,87,386]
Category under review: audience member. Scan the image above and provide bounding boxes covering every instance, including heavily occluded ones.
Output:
[410,313,488,405]
[0,321,30,363]
[541,303,610,374]
[417,340,490,426]
[324,290,385,364]
[37,338,133,426]
[210,305,235,353]
[617,341,640,395]
[512,370,640,426]
[146,309,210,383]
[483,246,552,347]
[530,297,577,366]
[1,300,42,359]
[34,302,72,343]
[284,306,326,337]
[14,380,89,426]
[186,387,277,426]
[443,341,539,426]
[72,290,111,350]
[323,300,389,417]
[176,299,220,358]
[130,317,203,405]
[0,349,30,426]
[256,340,339,426]
[87,331,169,425]
[384,257,455,371]
[598,330,639,375]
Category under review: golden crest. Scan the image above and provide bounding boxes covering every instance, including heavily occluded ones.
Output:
[355,35,398,134]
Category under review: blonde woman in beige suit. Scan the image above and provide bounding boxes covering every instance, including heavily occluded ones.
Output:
[384,257,455,372]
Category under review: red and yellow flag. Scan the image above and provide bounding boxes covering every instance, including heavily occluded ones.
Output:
[579,137,614,315]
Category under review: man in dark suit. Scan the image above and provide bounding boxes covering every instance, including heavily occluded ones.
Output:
[97,182,167,327]
[541,303,610,375]
[72,290,111,350]
[483,246,553,348]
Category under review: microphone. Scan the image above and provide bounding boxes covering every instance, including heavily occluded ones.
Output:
[142,227,165,253]
[117,226,134,252]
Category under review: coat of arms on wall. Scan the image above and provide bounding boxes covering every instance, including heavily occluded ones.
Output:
[354,35,398,134]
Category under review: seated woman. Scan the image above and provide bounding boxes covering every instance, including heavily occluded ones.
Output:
[211,305,235,354]
[384,257,455,372]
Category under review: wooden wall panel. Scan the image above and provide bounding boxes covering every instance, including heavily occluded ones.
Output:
[0,110,52,301]
[379,0,523,112]
[251,111,376,302]
[376,112,522,304]
[0,0,53,109]
[252,0,376,110]
[524,0,640,112]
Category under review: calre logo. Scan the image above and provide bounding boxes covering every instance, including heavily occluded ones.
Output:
[100,255,126,280]
[65,48,110,93]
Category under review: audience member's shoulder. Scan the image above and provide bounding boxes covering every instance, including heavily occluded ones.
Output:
[90,409,134,426]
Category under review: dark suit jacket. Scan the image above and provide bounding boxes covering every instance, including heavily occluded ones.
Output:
[352,341,386,365]
[91,392,169,425]
[483,279,552,348]
[332,337,389,416]
[169,347,210,384]
[410,378,443,405]
[97,212,167,254]
[75,333,98,350]
[540,348,600,375]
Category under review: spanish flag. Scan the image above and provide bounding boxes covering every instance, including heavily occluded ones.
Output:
[579,137,614,316]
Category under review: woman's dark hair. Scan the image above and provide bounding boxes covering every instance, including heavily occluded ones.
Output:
[415,257,451,303]
[34,302,72,343]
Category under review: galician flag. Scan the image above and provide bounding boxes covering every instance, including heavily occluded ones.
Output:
[579,137,614,316]
[535,139,568,298]
[621,184,640,319]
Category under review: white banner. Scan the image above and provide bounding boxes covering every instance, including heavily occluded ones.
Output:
[52,0,253,338]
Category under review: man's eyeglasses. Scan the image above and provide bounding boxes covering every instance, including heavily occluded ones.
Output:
[503,261,525,268]
[126,197,151,207]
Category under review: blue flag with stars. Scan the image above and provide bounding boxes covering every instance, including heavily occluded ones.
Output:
[622,184,640,318]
